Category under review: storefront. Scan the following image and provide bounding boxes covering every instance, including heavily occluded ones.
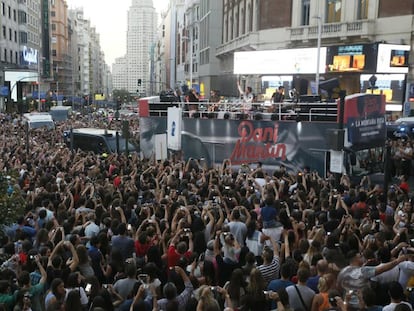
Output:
[233,43,410,110]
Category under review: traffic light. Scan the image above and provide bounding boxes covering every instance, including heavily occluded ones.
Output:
[138,79,142,86]
[116,97,121,110]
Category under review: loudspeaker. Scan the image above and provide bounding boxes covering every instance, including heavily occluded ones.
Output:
[327,129,345,151]
[299,95,321,103]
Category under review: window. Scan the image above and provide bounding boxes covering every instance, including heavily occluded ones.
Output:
[51,11,55,17]
[301,0,310,25]
[19,31,27,44]
[326,0,341,23]
[13,9,15,21]
[2,26,5,39]
[8,5,10,18]
[357,0,369,20]
[51,23,56,31]
[1,2,4,16]
[8,28,11,40]
[4,49,6,62]
[52,49,56,56]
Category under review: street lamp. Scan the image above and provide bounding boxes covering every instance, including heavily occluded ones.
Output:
[182,35,193,89]
[314,15,322,95]
[37,56,45,111]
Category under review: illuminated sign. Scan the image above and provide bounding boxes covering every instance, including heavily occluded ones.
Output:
[21,46,38,64]
[234,48,327,75]
[377,44,410,73]
[326,43,377,72]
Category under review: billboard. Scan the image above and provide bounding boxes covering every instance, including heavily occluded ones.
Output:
[342,93,386,149]
[140,117,337,174]
[326,43,378,73]
[234,48,327,75]
[377,43,410,73]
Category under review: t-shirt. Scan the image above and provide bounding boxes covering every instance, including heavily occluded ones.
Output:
[286,284,315,311]
[113,277,138,300]
[257,257,280,285]
[167,245,192,269]
[111,235,135,261]
[337,265,376,308]
[228,221,247,246]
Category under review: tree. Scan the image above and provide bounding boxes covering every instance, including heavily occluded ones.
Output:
[0,172,27,234]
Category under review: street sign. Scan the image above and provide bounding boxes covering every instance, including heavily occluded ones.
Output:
[0,86,9,96]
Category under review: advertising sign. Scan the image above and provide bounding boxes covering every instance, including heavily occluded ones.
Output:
[234,48,327,75]
[326,43,378,73]
[167,107,182,150]
[377,44,410,73]
[341,93,386,149]
[140,117,336,174]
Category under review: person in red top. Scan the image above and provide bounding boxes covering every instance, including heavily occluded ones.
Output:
[134,219,161,257]
[113,173,121,188]
[166,228,193,269]
[397,175,410,194]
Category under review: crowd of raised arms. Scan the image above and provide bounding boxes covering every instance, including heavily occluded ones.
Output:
[0,112,413,311]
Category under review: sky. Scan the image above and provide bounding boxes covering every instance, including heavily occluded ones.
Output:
[66,0,169,66]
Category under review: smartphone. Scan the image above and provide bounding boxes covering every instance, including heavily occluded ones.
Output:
[263,290,270,299]
[85,283,92,293]
[127,224,132,231]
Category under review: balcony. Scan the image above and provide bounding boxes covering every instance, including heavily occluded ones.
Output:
[216,33,259,56]
[288,20,375,42]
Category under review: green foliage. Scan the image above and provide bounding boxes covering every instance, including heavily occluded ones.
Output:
[112,89,134,103]
[0,172,27,231]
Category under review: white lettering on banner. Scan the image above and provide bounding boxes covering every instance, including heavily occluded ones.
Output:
[22,46,38,64]
[354,117,385,127]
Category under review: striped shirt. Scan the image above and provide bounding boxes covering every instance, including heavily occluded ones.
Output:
[258,257,280,285]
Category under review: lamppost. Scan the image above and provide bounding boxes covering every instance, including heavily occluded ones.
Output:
[37,58,41,111]
[314,15,322,95]
[37,55,45,111]
[182,36,193,89]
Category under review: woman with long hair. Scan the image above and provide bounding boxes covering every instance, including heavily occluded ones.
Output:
[311,274,336,311]
[45,278,66,310]
[75,245,94,278]
[223,268,246,310]
[65,272,88,308]
[241,268,269,310]
[64,290,82,311]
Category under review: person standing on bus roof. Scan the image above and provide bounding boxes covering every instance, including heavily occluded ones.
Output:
[237,81,253,113]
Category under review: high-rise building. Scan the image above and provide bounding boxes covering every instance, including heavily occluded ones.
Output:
[112,57,128,90]
[126,0,157,96]
[0,0,43,111]
[50,0,70,101]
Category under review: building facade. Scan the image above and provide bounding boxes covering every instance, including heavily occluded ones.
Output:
[214,0,414,108]
[126,0,157,96]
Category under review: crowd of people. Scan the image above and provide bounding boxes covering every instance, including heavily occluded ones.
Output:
[0,112,414,311]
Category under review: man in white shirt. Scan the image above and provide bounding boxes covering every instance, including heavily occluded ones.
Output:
[383,281,412,311]
[84,213,100,240]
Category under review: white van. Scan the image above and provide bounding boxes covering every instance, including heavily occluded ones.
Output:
[23,113,55,130]
[50,106,72,122]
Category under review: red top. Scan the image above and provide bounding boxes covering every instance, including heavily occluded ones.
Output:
[400,181,409,194]
[167,245,192,268]
[135,241,151,257]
